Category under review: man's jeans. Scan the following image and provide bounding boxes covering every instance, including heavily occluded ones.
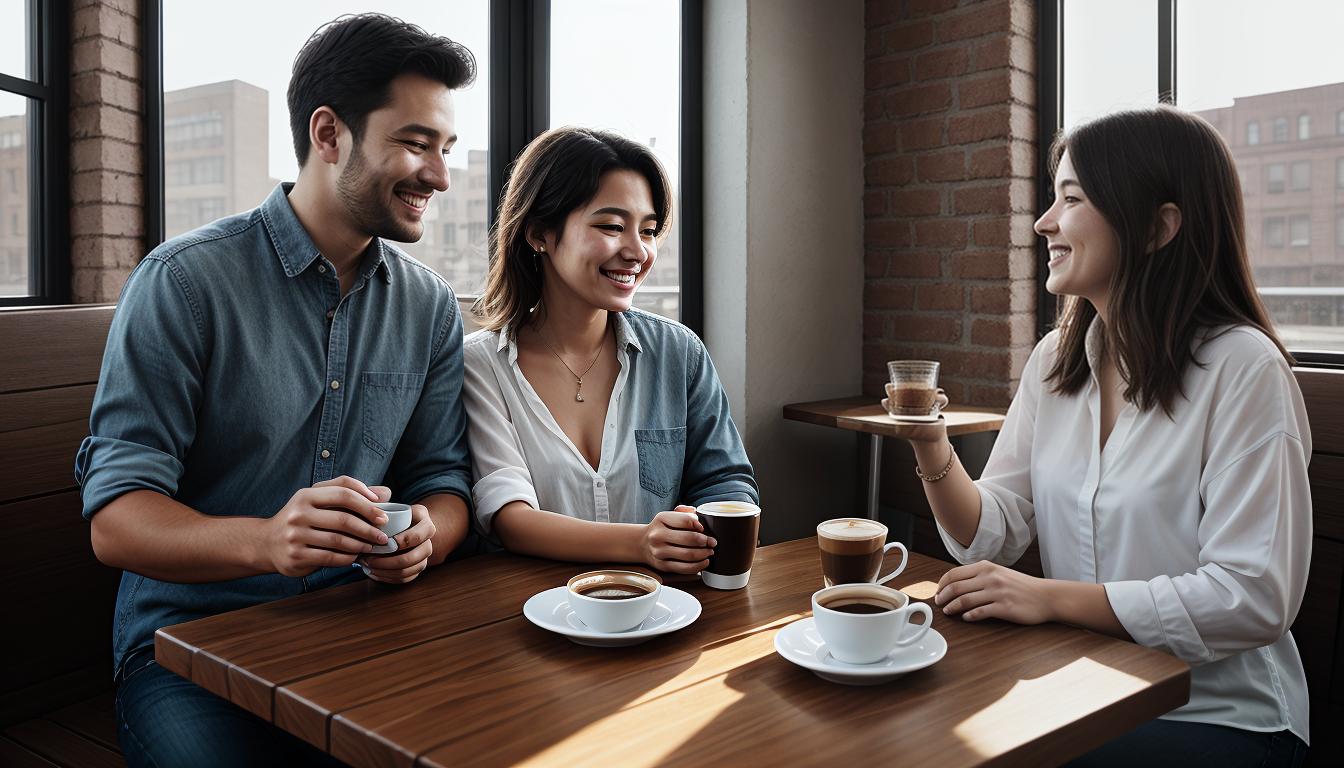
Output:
[115,647,347,768]
[1064,718,1308,768]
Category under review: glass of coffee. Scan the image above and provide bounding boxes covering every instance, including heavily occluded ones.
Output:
[884,360,949,421]
[817,518,908,588]
[696,501,761,590]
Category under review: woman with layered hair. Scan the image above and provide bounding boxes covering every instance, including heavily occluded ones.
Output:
[463,126,758,574]
[891,106,1311,766]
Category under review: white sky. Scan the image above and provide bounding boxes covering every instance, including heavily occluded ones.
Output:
[161,0,679,186]
[1065,0,1344,126]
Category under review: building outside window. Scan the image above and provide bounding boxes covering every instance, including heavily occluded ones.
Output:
[1291,160,1311,190]
[1290,215,1312,247]
[1273,116,1289,142]
[1247,121,1260,145]
[1267,163,1286,193]
[1265,217,1285,248]
[1298,113,1311,140]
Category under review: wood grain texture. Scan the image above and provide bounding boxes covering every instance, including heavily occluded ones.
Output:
[42,693,120,754]
[0,305,115,394]
[1,719,124,768]
[159,539,1189,768]
[1310,455,1344,543]
[0,738,59,768]
[0,419,89,503]
[1295,368,1343,456]
[784,398,1006,439]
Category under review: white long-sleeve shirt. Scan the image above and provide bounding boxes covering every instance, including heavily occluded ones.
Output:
[940,320,1312,744]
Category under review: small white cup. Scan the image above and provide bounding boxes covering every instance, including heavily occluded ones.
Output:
[368,502,413,554]
[811,583,933,665]
[566,570,662,633]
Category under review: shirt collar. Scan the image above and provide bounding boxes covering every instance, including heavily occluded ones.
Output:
[496,311,645,360]
[260,183,393,284]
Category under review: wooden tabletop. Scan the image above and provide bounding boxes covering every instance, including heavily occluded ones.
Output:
[784,397,1006,438]
[156,540,1188,768]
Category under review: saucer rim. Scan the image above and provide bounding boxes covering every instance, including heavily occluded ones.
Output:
[773,617,947,677]
[523,585,701,640]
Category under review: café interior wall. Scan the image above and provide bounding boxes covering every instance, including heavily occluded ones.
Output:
[703,0,865,544]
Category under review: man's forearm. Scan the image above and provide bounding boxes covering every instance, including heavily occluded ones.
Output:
[421,492,471,566]
[90,490,271,582]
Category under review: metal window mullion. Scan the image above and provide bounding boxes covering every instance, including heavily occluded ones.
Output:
[1035,0,1063,339]
[143,0,165,250]
[488,0,550,231]
[1158,0,1176,104]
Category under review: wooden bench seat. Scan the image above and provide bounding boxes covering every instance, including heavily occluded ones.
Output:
[0,306,124,767]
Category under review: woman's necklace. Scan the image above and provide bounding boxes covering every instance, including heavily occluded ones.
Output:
[540,328,605,402]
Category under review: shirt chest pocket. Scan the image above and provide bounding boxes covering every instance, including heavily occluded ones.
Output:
[634,427,687,497]
[362,372,426,457]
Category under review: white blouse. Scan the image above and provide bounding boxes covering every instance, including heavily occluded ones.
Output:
[941,320,1312,744]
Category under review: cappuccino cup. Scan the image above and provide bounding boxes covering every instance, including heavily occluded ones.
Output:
[696,501,761,590]
[817,518,908,588]
[368,502,413,554]
[567,570,662,632]
[812,583,933,664]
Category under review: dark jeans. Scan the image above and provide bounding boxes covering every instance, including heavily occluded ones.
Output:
[1064,718,1308,768]
[115,647,348,768]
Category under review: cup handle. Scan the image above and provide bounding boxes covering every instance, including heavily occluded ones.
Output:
[931,388,949,415]
[875,541,908,585]
[895,602,934,646]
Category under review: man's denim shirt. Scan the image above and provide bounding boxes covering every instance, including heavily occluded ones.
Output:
[75,184,473,676]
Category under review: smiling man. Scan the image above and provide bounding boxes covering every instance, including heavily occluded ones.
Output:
[75,15,476,767]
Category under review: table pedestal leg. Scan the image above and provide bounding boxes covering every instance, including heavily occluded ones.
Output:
[866,433,882,520]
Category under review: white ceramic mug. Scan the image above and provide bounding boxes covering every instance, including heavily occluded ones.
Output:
[566,570,662,633]
[368,502,413,554]
[811,583,933,665]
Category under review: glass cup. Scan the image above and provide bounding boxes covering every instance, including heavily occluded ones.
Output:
[885,360,949,419]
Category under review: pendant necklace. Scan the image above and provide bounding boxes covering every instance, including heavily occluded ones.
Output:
[541,329,604,402]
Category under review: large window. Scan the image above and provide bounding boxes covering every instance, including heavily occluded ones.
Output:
[1045,0,1344,361]
[155,1,699,329]
[0,0,67,305]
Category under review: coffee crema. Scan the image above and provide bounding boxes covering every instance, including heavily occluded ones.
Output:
[818,519,890,586]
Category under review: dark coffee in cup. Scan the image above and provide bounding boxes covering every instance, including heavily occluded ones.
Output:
[572,583,653,600]
[696,501,762,590]
[822,598,899,615]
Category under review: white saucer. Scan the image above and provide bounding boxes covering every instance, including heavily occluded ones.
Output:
[522,586,702,647]
[774,618,946,685]
[884,411,941,424]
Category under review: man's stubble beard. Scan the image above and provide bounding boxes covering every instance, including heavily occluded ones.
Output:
[336,139,423,243]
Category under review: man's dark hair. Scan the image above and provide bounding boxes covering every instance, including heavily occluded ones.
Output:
[287,13,476,167]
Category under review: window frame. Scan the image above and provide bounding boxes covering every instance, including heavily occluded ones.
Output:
[0,0,70,307]
[144,0,704,337]
[1039,0,1343,366]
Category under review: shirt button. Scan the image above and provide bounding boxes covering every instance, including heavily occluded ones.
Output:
[320,449,331,459]
[330,380,341,390]
[317,265,327,274]
[596,479,604,487]
[326,309,335,319]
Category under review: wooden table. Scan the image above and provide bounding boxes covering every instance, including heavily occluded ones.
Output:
[784,397,1007,519]
[156,539,1189,768]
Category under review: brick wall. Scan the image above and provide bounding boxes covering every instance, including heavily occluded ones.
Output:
[862,0,1038,407]
[70,0,144,303]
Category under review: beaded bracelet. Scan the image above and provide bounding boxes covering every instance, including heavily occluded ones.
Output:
[915,443,956,483]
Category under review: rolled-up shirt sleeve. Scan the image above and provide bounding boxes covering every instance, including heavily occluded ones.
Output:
[939,341,1043,566]
[1104,358,1312,665]
[386,297,474,506]
[462,341,540,534]
[75,258,205,518]
[680,337,758,506]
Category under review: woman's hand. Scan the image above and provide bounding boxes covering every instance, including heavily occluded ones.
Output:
[934,560,1054,624]
[639,507,717,575]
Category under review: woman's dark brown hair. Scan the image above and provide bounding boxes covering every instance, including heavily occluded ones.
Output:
[1045,105,1291,415]
[474,127,672,335]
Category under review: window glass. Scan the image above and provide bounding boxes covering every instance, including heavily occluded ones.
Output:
[549,0,681,321]
[1180,0,1344,351]
[1063,0,1158,129]
[163,2,491,294]
[1246,122,1259,145]
[0,91,29,297]
[0,1,26,81]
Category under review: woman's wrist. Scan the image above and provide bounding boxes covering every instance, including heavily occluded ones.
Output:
[912,438,953,473]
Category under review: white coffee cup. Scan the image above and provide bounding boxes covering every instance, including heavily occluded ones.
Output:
[566,570,662,633]
[811,583,933,664]
[368,502,413,554]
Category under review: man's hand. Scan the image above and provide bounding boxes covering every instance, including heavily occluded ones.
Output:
[934,560,1054,624]
[357,503,437,584]
[639,506,716,575]
[263,476,391,577]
